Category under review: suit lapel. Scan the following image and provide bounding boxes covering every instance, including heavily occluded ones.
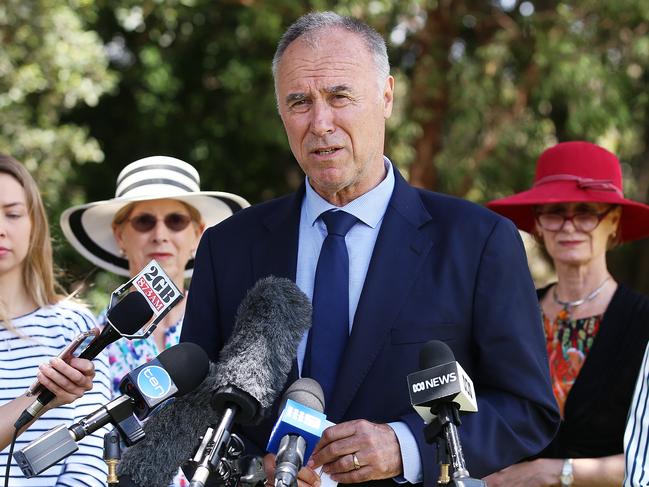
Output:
[251,187,304,386]
[329,172,435,421]
[251,187,304,282]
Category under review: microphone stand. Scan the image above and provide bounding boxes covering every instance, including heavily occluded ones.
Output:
[188,409,246,487]
[423,405,486,487]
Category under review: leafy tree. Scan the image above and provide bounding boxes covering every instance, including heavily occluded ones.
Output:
[6,0,649,301]
[0,0,116,212]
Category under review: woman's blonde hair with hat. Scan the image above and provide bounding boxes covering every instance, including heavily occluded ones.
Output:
[61,156,249,277]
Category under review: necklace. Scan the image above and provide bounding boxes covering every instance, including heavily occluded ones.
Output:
[553,276,611,319]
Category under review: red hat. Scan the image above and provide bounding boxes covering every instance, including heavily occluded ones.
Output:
[487,141,649,242]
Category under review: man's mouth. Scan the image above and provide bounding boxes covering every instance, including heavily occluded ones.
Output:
[313,147,341,156]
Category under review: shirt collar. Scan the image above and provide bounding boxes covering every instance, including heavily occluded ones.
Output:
[304,157,395,229]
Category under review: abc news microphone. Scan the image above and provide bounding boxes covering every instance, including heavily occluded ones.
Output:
[14,342,210,478]
[266,378,326,487]
[117,276,313,487]
[407,340,485,487]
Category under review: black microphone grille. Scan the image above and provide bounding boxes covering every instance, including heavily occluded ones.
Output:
[107,292,154,335]
[419,340,455,370]
[157,342,210,396]
[281,378,325,413]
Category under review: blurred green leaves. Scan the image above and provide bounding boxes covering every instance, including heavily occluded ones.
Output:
[0,0,116,213]
[4,0,649,300]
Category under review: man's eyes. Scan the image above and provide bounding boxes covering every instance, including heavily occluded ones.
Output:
[287,94,352,111]
[288,99,310,111]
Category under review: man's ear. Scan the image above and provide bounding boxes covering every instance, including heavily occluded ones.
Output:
[383,76,395,118]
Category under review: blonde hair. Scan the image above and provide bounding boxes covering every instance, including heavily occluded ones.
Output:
[0,155,63,332]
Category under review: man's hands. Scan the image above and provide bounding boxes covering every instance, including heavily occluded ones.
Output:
[263,419,403,487]
[309,420,403,483]
[39,357,95,409]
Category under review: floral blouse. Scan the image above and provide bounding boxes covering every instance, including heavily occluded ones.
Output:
[543,311,602,417]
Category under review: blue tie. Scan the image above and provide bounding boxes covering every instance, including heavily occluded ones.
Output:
[304,210,358,404]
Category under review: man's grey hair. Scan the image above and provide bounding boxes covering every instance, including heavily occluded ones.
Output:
[272,11,390,92]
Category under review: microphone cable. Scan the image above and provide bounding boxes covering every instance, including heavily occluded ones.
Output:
[3,427,19,487]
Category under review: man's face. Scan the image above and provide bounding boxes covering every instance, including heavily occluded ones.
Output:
[275,28,394,206]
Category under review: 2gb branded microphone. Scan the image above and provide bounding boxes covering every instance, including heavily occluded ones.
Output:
[14,292,153,430]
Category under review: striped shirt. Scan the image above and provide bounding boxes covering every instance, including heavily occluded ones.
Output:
[626,343,649,486]
[0,301,111,486]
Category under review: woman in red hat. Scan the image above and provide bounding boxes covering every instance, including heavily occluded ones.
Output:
[484,141,649,487]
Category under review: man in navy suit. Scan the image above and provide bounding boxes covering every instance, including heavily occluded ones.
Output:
[180,11,559,487]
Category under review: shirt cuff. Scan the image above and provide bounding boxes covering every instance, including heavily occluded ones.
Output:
[388,421,423,484]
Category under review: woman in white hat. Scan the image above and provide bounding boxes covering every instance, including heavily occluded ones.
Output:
[62,156,248,486]
[61,156,249,395]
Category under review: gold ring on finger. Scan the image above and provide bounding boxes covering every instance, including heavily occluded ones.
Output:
[352,453,361,470]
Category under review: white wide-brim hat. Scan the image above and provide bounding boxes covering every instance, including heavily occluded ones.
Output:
[60,156,250,277]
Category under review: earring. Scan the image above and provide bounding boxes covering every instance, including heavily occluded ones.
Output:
[191,249,196,259]
[119,248,126,257]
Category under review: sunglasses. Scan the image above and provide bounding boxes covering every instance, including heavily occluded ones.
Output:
[128,212,193,233]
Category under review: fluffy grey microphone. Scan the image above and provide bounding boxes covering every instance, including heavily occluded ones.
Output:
[117,276,312,487]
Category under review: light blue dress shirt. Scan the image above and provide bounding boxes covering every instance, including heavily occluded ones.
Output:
[295,158,422,484]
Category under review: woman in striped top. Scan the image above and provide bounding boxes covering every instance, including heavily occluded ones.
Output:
[0,154,111,486]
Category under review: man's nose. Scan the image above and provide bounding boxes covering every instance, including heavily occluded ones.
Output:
[310,100,335,136]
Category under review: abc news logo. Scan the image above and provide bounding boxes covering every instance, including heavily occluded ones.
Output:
[412,372,457,393]
[411,371,474,400]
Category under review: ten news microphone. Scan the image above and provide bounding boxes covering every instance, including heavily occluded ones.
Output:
[267,378,326,487]
[117,276,313,487]
[14,342,209,478]
[407,340,483,486]
[14,292,154,430]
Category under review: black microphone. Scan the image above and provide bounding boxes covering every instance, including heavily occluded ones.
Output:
[117,276,313,487]
[14,342,209,478]
[407,340,484,487]
[14,292,154,430]
[269,378,325,487]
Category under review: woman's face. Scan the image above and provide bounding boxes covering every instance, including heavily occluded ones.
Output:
[0,173,32,282]
[535,201,620,267]
[113,199,204,285]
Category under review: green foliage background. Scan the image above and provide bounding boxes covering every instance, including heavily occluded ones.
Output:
[3,0,649,311]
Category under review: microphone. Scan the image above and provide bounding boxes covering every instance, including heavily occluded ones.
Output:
[407,340,483,486]
[14,291,154,430]
[117,276,312,487]
[407,340,478,422]
[267,378,326,487]
[14,342,209,478]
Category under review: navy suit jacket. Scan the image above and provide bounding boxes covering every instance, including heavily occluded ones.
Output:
[181,169,560,486]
